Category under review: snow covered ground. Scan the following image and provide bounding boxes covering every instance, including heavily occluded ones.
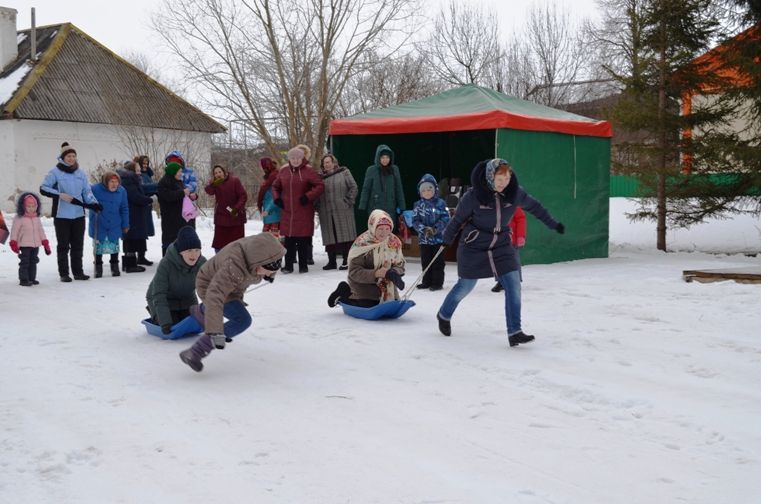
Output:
[1,198,759,504]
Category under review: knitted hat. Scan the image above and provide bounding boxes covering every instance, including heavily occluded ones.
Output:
[418,182,435,194]
[174,226,201,253]
[287,147,305,160]
[165,151,185,168]
[102,171,121,186]
[260,157,276,174]
[165,162,182,177]
[261,259,282,272]
[60,142,76,157]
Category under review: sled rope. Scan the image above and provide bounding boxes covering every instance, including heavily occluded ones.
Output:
[402,245,446,301]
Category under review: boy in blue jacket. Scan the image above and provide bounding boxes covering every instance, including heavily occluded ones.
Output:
[411,174,450,291]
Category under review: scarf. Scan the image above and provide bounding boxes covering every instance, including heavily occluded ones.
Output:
[348,209,405,302]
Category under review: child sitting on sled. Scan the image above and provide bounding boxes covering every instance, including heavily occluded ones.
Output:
[327,209,406,308]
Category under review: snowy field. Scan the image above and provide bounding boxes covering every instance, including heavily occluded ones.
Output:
[1,198,759,504]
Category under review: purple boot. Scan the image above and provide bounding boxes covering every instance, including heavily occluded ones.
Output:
[179,334,213,372]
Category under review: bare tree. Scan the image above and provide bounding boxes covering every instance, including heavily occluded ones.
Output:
[121,49,189,98]
[151,0,418,165]
[337,51,444,116]
[422,0,503,86]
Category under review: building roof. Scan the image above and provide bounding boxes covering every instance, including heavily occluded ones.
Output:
[0,23,225,133]
[329,84,612,138]
[691,24,760,93]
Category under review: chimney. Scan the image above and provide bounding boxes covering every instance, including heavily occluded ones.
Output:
[0,6,18,70]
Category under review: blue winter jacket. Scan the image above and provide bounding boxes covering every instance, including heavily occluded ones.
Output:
[40,159,99,219]
[262,187,281,225]
[411,174,450,246]
[88,183,129,242]
[442,161,559,279]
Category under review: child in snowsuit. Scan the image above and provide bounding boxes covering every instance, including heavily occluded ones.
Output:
[179,232,286,372]
[89,172,129,277]
[146,226,207,334]
[411,174,450,291]
[327,209,406,308]
[9,193,51,286]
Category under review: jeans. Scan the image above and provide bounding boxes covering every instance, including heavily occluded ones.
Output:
[438,270,523,336]
[221,300,252,338]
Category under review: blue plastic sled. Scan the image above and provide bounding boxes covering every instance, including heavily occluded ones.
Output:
[340,299,416,320]
[142,316,203,340]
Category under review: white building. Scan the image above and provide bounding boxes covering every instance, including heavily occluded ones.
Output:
[0,7,225,213]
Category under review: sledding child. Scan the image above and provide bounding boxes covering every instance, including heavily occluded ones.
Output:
[327,209,406,308]
[179,232,286,372]
[89,171,129,277]
[146,226,207,334]
[411,174,450,291]
[9,193,51,286]
[436,159,564,347]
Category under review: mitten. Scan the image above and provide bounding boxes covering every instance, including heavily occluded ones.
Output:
[515,237,526,248]
[299,195,309,206]
[212,178,224,187]
[161,324,173,335]
[210,333,226,350]
[42,239,52,255]
[274,198,284,209]
[9,240,19,254]
[424,226,435,237]
[229,207,238,217]
[555,223,565,234]
[385,269,405,290]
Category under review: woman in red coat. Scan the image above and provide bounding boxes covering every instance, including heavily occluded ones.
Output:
[271,147,324,273]
[204,164,248,252]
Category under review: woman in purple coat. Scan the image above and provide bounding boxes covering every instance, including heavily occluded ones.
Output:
[204,164,248,252]
[436,158,565,347]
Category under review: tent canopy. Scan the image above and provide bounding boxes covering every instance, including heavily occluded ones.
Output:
[330,84,612,138]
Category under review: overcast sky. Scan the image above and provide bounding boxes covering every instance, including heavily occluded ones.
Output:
[8,0,600,66]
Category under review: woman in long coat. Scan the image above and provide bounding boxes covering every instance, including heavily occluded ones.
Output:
[271,147,324,273]
[316,153,357,270]
[137,155,158,265]
[119,161,154,273]
[436,159,564,348]
[204,164,248,252]
[157,162,189,256]
[358,144,405,230]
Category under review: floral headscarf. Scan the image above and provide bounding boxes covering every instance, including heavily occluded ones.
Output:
[485,158,510,191]
[347,209,405,302]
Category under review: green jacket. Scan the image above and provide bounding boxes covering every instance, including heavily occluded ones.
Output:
[358,144,406,217]
[146,245,208,327]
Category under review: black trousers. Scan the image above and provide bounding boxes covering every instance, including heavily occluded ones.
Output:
[420,244,445,288]
[54,217,86,276]
[18,247,40,282]
[284,236,312,271]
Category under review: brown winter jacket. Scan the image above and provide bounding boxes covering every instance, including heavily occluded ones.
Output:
[347,250,405,302]
[195,233,285,334]
[271,161,324,237]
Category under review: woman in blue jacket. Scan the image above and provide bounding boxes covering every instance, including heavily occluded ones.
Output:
[40,142,101,282]
[436,159,565,347]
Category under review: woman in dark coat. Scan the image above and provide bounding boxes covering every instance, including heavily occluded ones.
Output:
[436,158,565,347]
[118,161,154,273]
[204,164,248,252]
[358,144,406,230]
[316,153,357,270]
[137,155,158,265]
[271,147,324,273]
[157,162,189,256]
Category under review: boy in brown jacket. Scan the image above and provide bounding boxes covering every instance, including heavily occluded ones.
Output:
[179,232,286,372]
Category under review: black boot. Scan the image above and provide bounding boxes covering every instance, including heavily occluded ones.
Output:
[491,282,503,293]
[328,281,351,307]
[339,256,348,270]
[508,331,535,347]
[323,251,338,270]
[123,254,146,273]
[179,334,214,372]
[110,258,121,277]
[437,312,451,336]
[137,252,153,266]
[94,263,103,278]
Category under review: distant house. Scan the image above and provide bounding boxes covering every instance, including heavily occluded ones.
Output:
[0,7,225,212]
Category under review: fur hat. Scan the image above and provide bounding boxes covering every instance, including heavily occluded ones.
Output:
[60,142,76,158]
[174,226,201,253]
[101,171,121,186]
[165,162,182,177]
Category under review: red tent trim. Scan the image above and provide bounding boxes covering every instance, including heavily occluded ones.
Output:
[329,109,612,138]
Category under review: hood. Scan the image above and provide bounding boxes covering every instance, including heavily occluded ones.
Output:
[416,173,440,196]
[165,150,186,168]
[16,192,42,217]
[236,233,286,274]
[470,159,519,206]
[373,144,395,167]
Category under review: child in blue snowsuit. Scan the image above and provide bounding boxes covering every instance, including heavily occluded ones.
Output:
[411,174,450,290]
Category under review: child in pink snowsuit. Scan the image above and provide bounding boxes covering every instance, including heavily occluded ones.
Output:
[10,192,51,286]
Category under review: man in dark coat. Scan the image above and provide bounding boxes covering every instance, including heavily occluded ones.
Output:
[436,158,565,347]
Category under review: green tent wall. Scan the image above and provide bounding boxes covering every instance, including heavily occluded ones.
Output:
[329,85,612,265]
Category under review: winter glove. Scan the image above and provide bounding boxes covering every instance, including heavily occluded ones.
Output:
[212,178,224,187]
[555,223,565,234]
[210,333,226,350]
[161,324,173,335]
[9,240,19,254]
[227,207,238,217]
[299,195,309,206]
[274,198,284,209]
[385,269,405,290]
[514,237,526,248]
[42,239,52,255]
[87,202,104,212]
[423,226,435,237]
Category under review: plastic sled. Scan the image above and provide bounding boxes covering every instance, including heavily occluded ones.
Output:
[142,316,203,340]
[340,299,416,320]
